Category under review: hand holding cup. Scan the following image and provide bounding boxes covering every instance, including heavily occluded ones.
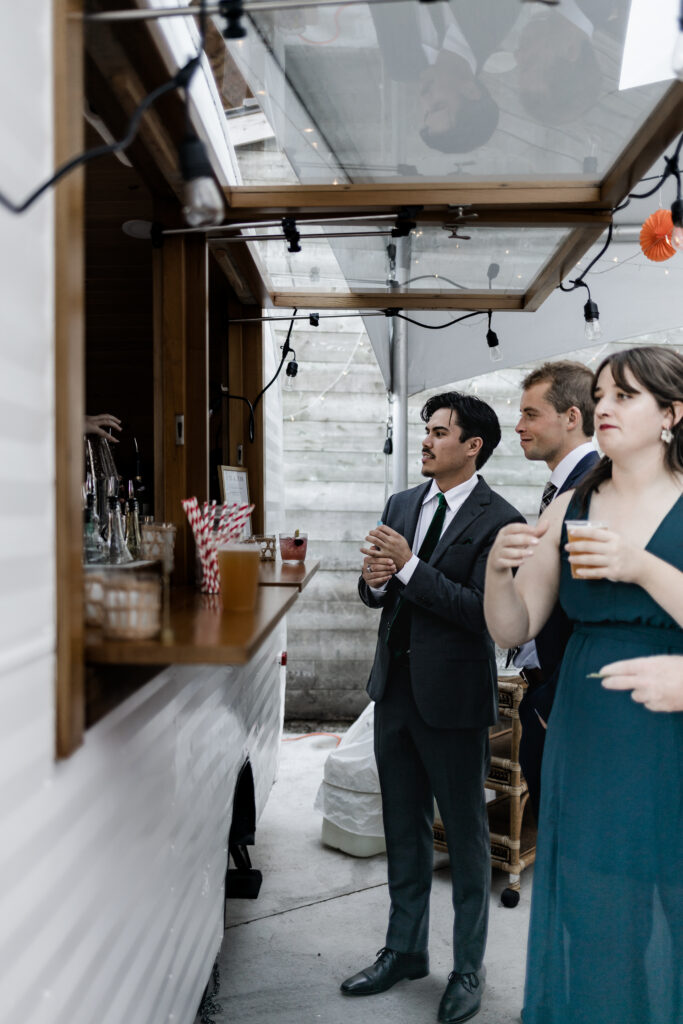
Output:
[564,522,639,582]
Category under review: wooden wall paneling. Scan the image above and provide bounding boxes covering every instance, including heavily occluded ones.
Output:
[224,308,265,535]
[84,141,155,509]
[155,235,190,581]
[241,315,265,536]
[208,257,231,497]
[227,320,246,467]
[54,0,86,758]
[185,234,210,505]
[153,234,210,584]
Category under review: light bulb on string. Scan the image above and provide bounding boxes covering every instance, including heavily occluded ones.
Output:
[583,297,601,341]
[670,198,683,252]
[486,311,503,362]
[179,135,224,227]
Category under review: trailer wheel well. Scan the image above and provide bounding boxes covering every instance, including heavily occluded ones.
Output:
[229,759,256,847]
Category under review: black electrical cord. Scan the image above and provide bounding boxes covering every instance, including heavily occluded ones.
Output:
[223,393,256,443]
[252,309,298,409]
[402,273,467,290]
[0,0,210,215]
[394,310,485,329]
[558,224,612,295]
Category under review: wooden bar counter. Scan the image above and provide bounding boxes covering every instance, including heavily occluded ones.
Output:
[85,561,319,667]
[258,559,319,591]
[86,585,296,667]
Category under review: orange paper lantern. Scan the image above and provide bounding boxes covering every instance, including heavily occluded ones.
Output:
[640,209,676,262]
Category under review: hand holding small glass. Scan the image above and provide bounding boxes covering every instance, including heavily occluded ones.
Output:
[565,525,645,582]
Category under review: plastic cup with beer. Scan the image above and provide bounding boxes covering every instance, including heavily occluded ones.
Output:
[565,520,608,579]
[216,540,261,611]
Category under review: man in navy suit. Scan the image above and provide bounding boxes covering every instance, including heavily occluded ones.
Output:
[513,361,599,819]
[340,393,523,1023]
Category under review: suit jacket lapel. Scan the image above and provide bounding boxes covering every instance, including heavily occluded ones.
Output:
[430,477,489,563]
[404,482,431,548]
[557,450,599,495]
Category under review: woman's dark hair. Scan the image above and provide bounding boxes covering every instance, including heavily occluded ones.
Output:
[574,346,683,512]
[420,391,501,469]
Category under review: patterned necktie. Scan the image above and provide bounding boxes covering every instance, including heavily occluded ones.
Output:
[387,492,448,655]
[539,481,557,515]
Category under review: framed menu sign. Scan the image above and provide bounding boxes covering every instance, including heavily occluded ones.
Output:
[218,466,252,536]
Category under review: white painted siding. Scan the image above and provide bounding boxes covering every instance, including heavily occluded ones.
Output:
[1,643,285,1024]
[1,10,287,1024]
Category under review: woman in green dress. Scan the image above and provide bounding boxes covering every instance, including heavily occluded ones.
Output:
[484,346,683,1024]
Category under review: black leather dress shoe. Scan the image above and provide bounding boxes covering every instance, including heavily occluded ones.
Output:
[437,967,486,1023]
[340,947,429,996]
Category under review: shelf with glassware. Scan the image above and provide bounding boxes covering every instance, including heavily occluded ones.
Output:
[82,427,319,659]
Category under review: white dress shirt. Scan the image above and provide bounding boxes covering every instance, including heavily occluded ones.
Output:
[369,474,479,595]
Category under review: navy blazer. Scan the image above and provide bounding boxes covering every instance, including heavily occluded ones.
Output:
[359,476,524,731]
[533,450,600,709]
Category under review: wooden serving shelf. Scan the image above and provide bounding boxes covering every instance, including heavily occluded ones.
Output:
[258,559,319,591]
[85,585,299,667]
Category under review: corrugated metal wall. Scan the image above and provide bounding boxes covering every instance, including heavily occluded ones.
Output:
[0,13,288,1023]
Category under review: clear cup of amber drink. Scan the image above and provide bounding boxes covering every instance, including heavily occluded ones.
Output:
[565,520,608,579]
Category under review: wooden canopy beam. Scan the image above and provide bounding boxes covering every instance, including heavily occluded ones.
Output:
[225,181,603,215]
[601,81,683,210]
[523,223,610,313]
[270,292,525,311]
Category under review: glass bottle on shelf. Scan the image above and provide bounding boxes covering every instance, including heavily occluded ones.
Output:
[83,493,105,564]
[106,495,133,565]
[125,481,142,561]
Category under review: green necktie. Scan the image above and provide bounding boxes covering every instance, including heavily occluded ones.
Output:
[386,492,448,655]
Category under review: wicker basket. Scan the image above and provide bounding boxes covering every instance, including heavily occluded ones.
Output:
[102,572,161,640]
[84,571,106,628]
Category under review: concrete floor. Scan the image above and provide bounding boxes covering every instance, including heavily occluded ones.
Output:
[206,730,532,1024]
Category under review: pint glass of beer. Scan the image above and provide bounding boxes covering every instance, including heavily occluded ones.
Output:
[216,541,261,611]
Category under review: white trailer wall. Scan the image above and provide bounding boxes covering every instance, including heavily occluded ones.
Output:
[0,8,285,1024]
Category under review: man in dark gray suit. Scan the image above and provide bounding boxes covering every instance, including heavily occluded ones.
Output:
[340,393,524,1023]
[513,360,599,819]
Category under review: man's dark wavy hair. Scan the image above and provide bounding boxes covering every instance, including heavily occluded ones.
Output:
[421,392,501,469]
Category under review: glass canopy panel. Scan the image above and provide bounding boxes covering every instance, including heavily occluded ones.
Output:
[245,223,572,295]
[218,0,672,186]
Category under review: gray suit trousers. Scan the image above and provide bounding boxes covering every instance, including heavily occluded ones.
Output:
[374,657,491,972]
